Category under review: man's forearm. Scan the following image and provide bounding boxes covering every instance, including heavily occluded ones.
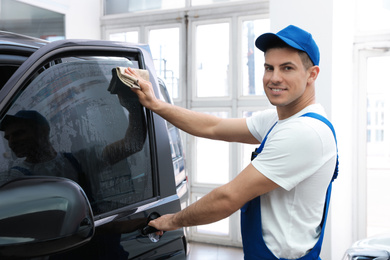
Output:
[127,67,256,143]
[150,185,239,231]
[152,100,223,140]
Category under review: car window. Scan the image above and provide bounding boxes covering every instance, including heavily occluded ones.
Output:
[158,79,183,161]
[0,56,153,215]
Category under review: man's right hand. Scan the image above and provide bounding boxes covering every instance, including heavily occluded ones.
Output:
[124,67,162,112]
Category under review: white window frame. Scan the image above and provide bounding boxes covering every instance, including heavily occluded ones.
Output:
[354,37,390,240]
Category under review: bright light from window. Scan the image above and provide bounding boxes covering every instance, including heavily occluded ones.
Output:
[196,23,230,98]
[109,31,139,43]
[149,27,180,99]
[192,0,245,6]
[357,0,390,31]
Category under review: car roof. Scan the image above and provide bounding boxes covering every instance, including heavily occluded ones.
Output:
[0,31,47,52]
[0,36,154,111]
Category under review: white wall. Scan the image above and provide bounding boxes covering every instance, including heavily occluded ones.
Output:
[270,0,355,259]
[331,0,356,258]
[17,0,101,39]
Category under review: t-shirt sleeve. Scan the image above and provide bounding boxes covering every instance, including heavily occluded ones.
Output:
[246,109,278,142]
[251,119,328,191]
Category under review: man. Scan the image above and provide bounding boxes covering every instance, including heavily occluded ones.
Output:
[126,25,338,259]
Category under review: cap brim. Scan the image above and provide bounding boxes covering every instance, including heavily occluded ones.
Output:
[0,115,19,131]
[255,33,305,53]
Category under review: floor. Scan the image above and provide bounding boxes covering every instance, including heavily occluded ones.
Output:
[187,242,244,260]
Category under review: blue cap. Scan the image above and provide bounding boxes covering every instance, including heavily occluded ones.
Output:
[0,110,49,131]
[255,25,320,66]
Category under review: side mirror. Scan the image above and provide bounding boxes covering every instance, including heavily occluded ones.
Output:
[0,176,94,259]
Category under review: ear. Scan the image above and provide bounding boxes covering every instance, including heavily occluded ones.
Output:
[307,66,320,84]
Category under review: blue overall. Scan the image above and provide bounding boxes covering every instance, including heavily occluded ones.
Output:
[241,112,339,260]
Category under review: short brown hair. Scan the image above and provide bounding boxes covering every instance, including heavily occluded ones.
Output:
[297,50,314,70]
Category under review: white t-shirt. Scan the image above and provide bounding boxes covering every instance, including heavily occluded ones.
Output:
[8,152,80,182]
[3,146,107,196]
[246,104,337,259]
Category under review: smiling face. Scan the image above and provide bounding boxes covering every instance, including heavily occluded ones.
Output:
[263,47,319,119]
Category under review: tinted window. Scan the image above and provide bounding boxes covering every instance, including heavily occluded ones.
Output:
[158,80,183,161]
[0,56,152,215]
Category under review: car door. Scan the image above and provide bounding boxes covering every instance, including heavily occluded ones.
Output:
[0,40,186,259]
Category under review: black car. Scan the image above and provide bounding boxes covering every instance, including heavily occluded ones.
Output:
[0,31,188,259]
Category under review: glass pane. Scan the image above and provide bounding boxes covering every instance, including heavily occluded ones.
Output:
[195,196,229,236]
[196,23,230,98]
[109,31,139,43]
[192,0,245,6]
[242,19,270,96]
[0,56,153,215]
[366,55,390,237]
[0,0,65,40]
[195,111,229,184]
[105,0,185,15]
[159,78,186,187]
[149,27,180,99]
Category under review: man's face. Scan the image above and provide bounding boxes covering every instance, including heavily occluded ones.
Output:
[263,47,313,110]
[3,121,38,158]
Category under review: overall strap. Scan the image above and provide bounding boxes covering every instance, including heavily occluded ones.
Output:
[251,121,277,160]
[289,112,339,259]
[300,112,339,181]
[63,152,84,175]
[63,152,94,203]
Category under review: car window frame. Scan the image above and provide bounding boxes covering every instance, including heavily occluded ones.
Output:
[0,43,163,218]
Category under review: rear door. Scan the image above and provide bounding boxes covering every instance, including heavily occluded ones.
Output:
[0,40,186,259]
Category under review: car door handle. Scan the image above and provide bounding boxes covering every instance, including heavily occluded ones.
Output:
[141,212,161,243]
[141,212,161,235]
